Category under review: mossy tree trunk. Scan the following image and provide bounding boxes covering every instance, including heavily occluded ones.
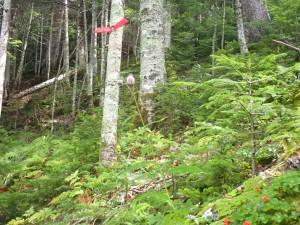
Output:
[140,0,166,124]
[100,0,124,165]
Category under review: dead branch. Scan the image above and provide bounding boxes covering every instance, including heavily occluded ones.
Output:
[13,71,74,99]
[272,39,300,53]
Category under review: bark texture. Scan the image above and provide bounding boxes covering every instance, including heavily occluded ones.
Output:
[140,0,166,124]
[242,0,270,43]
[235,0,248,53]
[0,0,11,117]
[100,0,124,165]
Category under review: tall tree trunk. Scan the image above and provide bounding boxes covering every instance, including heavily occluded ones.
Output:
[99,0,109,106]
[140,0,166,124]
[37,16,44,78]
[64,0,70,84]
[235,0,248,53]
[11,3,20,81]
[72,1,81,118]
[83,0,90,102]
[241,0,270,43]
[87,0,98,107]
[100,0,124,165]
[163,0,171,48]
[212,0,218,75]
[45,1,63,71]
[15,3,34,89]
[0,0,11,117]
[91,0,98,73]
[221,0,226,49]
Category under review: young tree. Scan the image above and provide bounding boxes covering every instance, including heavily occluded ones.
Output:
[100,0,125,165]
[0,0,11,117]
[140,0,166,124]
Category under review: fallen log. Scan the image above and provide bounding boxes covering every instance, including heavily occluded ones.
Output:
[272,39,300,53]
[13,71,74,99]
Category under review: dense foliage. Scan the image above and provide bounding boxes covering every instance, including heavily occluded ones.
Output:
[1,0,300,224]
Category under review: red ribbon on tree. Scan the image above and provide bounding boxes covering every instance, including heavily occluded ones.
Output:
[94,18,128,33]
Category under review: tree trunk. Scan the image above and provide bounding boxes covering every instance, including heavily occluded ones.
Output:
[87,0,98,107]
[44,1,63,71]
[235,0,248,53]
[72,1,81,118]
[140,0,166,124]
[37,16,44,77]
[212,0,218,75]
[221,0,226,49]
[241,0,270,43]
[99,0,109,106]
[0,0,11,117]
[83,0,91,102]
[64,0,70,83]
[163,0,171,48]
[100,0,124,165]
[14,3,34,89]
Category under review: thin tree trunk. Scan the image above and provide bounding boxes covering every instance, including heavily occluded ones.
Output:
[64,0,70,83]
[72,1,81,118]
[100,0,125,165]
[83,0,90,101]
[140,0,166,124]
[212,0,218,75]
[221,0,226,49]
[87,0,98,107]
[45,1,63,71]
[37,16,44,78]
[248,80,257,175]
[51,50,64,134]
[15,3,34,89]
[163,0,171,48]
[99,0,109,106]
[0,0,11,117]
[235,0,248,53]
[91,0,98,73]
[47,10,54,79]
[11,4,20,81]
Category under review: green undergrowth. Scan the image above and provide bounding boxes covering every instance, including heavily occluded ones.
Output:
[1,53,300,224]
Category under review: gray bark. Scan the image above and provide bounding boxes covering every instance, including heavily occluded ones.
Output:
[0,0,11,117]
[99,0,109,106]
[235,0,248,53]
[221,0,226,49]
[72,2,81,118]
[64,0,70,83]
[242,0,270,43]
[163,0,171,48]
[100,0,124,165]
[140,0,166,124]
[83,0,90,99]
[37,16,44,77]
[212,0,218,75]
